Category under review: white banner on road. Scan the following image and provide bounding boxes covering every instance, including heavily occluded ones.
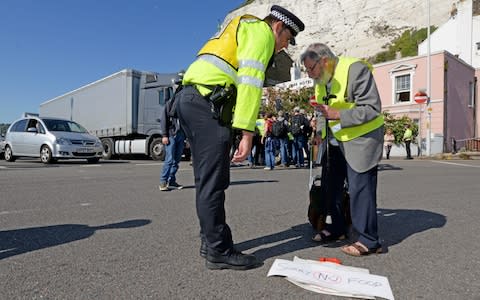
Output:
[267,258,394,300]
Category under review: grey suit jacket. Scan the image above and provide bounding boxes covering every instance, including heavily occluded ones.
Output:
[316,61,384,173]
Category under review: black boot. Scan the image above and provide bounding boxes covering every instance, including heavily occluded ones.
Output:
[200,239,207,258]
[206,249,262,270]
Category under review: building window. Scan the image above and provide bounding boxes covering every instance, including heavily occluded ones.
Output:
[395,74,411,103]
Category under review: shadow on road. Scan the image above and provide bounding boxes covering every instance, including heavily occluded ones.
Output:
[235,208,446,261]
[378,163,403,171]
[181,179,278,190]
[0,219,151,260]
[377,208,446,247]
[235,223,318,261]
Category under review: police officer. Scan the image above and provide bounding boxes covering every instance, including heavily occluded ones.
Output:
[301,43,384,256]
[176,6,304,270]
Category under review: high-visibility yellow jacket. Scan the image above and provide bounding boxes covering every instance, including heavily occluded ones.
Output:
[315,57,384,141]
[182,15,275,132]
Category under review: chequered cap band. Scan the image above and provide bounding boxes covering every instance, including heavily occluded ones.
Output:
[270,10,301,35]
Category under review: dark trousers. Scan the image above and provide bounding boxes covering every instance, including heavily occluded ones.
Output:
[324,145,381,250]
[405,140,412,158]
[176,86,233,255]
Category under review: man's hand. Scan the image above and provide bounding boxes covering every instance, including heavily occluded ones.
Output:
[318,104,340,120]
[232,131,254,163]
[162,136,169,145]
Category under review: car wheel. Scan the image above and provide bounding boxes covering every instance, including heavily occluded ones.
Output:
[87,157,100,164]
[102,138,114,160]
[4,146,16,162]
[40,145,53,164]
[150,138,165,161]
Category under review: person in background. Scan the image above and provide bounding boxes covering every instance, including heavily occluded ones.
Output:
[403,124,413,159]
[301,42,384,256]
[175,5,305,270]
[272,110,290,167]
[263,113,275,170]
[383,128,395,160]
[159,85,185,191]
[290,106,310,168]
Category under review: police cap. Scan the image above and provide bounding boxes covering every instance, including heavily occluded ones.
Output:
[269,5,305,45]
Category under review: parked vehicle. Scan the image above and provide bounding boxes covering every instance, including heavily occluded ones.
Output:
[4,114,103,164]
[39,69,178,160]
[0,134,5,159]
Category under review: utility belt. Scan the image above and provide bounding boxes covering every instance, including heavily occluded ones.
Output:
[194,84,237,127]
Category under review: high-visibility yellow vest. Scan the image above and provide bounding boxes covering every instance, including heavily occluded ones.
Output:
[315,57,384,141]
[198,15,259,70]
[256,118,265,137]
[182,15,275,132]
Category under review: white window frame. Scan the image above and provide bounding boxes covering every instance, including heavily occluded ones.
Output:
[389,64,417,105]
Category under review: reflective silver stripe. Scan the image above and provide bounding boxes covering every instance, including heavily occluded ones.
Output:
[239,59,266,72]
[238,75,263,89]
[197,55,237,83]
[240,17,259,24]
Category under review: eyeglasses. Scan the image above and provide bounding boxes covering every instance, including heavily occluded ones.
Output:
[305,60,319,72]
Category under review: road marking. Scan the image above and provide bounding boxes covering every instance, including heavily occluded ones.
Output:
[135,163,162,166]
[432,161,480,168]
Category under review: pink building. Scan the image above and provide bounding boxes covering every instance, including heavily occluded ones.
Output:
[373,50,478,154]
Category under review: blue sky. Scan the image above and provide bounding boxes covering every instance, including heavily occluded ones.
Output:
[0,0,245,124]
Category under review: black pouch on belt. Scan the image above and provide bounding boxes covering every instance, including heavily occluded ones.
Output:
[208,85,237,126]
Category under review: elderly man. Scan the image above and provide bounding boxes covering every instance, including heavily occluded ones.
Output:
[301,43,384,257]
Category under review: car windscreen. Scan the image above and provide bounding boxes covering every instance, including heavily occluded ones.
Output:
[42,119,88,133]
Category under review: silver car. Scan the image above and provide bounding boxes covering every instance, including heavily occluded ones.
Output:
[4,116,103,164]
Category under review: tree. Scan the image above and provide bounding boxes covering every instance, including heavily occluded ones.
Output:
[383,111,417,144]
[263,86,315,116]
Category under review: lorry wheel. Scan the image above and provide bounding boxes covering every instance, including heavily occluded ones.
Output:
[4,146,16,162]
[40,145,54,164]
[150,138,165,161]
[102,138,114,160]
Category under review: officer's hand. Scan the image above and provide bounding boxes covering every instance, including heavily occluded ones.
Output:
[314,135,322,145]
[232,131,253,163]
[162,137,169,145]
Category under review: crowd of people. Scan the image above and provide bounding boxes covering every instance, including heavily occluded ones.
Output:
[234,107,318,170]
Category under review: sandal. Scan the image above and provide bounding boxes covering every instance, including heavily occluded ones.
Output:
[312,231,346,243]
[341,242,382,257]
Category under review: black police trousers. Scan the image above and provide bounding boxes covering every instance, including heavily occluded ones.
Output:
[176,85,234,255]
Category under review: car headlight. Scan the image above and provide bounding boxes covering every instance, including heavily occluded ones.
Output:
[94,140,102,147]
[56,138,70,145]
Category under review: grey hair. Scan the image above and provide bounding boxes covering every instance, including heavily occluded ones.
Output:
[300,43,336,63]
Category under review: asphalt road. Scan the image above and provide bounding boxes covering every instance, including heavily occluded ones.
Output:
[1,157,479,299]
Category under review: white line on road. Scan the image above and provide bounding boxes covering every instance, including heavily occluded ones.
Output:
[432,161,480,168]
[135,163,162,166]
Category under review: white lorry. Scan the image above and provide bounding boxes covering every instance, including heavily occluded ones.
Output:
[39,69,177,160]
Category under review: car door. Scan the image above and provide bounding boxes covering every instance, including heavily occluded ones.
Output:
[8,119,28,155]
[24,119,46,156]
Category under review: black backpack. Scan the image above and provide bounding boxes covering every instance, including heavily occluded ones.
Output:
[272,120,287,137]
[290,115,304,136]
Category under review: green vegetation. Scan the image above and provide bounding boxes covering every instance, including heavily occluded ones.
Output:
[262,86,315,115]
[368,26,437,64]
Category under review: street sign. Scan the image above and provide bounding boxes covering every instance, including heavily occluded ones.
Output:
[414,91,428,104]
